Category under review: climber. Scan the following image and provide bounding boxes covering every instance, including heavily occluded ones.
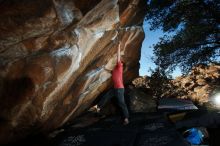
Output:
[92,41,129,125]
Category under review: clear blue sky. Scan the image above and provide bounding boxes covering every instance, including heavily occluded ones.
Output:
[139,21,182,78]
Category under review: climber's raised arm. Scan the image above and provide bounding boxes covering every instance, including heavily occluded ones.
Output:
[117,42,121,63]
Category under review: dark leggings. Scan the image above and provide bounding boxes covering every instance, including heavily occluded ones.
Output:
[97,88,129,118]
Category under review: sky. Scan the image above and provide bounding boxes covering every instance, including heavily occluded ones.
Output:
[139,20,182,78]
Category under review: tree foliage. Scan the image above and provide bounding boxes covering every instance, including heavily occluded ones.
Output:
[148,67,171,98]
[146,0,220,74]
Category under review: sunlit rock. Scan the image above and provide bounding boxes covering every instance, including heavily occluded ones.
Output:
[164,64,220,103]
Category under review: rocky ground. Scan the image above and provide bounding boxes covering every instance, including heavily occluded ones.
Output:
[51,112,189,146]
[3,88,215,146]
[6,112,190,146]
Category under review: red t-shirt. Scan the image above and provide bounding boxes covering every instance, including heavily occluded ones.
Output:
[112,61,124,88]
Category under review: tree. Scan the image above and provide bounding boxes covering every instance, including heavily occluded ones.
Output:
[148,67,171,98]
[146,0,220,74]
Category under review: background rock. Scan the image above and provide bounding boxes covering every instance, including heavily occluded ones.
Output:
[132,76,150,89]
[133,64,220,105]
[163,64,220,103]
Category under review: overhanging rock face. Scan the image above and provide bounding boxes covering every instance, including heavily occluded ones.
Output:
[0,0,147,143]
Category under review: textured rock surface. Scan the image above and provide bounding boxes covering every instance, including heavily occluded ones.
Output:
[128,88,156,113]
[0,0,147,143]
[132,64,220,104]
[164,64,220,103]
[132,76,150,88]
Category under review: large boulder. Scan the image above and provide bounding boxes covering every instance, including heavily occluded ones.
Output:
[0,0,147,143]
[128,87,156,113]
